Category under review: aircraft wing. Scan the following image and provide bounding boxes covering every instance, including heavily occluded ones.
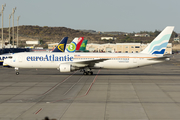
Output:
[71,58,108,68]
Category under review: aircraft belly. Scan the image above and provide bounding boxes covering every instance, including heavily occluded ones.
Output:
[138,60,162,66]
[96,60,130,69]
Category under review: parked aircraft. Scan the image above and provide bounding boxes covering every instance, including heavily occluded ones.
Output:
[52,37,68,52]
[76,40,89,52]
[3,26,174,75]
[0,53,12,65]
[75,37,84,51]
[66,37,84,52]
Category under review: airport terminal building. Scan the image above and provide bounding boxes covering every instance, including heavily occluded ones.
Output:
[48,43,172,54]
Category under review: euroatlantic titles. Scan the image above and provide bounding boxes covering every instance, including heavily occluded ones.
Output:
[26,55,73,61]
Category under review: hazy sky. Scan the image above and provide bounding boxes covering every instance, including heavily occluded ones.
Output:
[0,0,180,33]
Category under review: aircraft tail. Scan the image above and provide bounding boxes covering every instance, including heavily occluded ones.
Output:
[76,37,84,50]
[52,37,68,52]
[66,37,84,52]
[141,26,174,55]
[79,40,88,51]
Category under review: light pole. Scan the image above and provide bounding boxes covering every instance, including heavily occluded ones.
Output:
[1,4,6,49]
[9,14,12,44]
[17,16,20,47]
[12,7,16,48]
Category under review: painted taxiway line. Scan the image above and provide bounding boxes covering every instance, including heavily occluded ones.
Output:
[41,71,77,96]
[51,70,101,103]
[34,108,42,115]
[84,69,101,96]
[63,76,84,95]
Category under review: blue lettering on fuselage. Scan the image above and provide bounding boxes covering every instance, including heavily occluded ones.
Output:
[27,56,30,61]
[26,54,73,61]
[0,56,8,61]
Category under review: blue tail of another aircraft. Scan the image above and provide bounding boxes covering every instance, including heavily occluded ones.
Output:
[52,37,68,52]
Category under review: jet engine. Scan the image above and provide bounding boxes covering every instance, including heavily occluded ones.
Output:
[59,64,77,72]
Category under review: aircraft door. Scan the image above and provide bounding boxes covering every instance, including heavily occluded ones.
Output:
[18,56,23,62]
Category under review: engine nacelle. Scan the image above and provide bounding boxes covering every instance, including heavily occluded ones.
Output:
[59,64,77,72]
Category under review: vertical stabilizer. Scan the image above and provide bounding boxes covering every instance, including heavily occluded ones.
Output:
[141,26,174,55]
[79,40,88,51]
[76,37,84,50]
[66,37,84,52]
[52,37,68,52]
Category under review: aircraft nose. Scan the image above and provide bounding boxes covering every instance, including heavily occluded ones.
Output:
[3,59,11,67]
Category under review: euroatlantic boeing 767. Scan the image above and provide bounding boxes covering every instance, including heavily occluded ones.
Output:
[3,26,174,75]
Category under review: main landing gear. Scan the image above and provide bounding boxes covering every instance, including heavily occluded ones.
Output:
[83,71,93,75]
[15,67,19,75]
[82,68,93,75]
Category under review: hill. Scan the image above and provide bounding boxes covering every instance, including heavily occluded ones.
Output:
[0,25,177,48]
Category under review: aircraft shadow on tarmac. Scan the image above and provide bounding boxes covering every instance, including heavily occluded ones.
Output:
[96,73,180,76]
[35,73,180,76]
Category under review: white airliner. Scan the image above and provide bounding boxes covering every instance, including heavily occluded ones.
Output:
[3,26,174,75]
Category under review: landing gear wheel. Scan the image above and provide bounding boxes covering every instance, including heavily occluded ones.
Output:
[15,67,19,75]
[16,72,19,75]
[87,71,93,75]
[88,72,91,75]
[83,72,87,75]
[91,71,93,75]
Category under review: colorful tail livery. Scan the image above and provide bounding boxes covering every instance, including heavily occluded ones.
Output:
[66,37,84,52]
[141,26,174,55]
[79,40,88,51]
[76,37,84,50]
[52,37,68,52]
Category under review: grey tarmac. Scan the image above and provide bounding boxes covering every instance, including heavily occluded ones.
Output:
[0,54,180,120]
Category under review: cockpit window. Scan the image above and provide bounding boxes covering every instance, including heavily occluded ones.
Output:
[8,56,13,59]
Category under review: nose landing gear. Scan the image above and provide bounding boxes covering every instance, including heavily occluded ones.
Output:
[15,67,19,75]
